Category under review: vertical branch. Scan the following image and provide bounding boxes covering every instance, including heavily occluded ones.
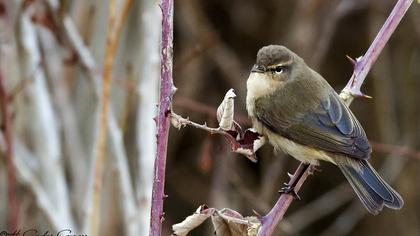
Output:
[257,0,414,235]
[0,67,17,232]
[149,0,175,235]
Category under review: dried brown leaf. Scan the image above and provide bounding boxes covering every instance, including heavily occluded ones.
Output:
[172,205,215,236]
[172,205,261,236]
[233,129,266,162]
[217,89,236,130]
[212,208,260,236]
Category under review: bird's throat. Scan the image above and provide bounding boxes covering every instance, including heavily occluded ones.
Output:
[246,72,282,118]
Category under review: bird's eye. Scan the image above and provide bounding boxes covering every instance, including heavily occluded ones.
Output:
[274,66,285,74]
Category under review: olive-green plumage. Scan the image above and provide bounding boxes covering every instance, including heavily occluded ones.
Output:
[246,45,403,214]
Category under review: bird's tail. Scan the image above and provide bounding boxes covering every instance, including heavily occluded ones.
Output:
[336,159,403,215]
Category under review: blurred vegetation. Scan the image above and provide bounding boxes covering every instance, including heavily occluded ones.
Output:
[0,0,419,236]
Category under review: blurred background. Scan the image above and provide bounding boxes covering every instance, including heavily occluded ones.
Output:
[0,0,419,236]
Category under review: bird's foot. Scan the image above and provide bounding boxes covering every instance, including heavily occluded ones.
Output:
[279,183,300,200]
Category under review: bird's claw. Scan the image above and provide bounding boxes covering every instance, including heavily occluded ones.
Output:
[278,183,301,200]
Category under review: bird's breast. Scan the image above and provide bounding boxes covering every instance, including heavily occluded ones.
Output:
[246,73,282,119]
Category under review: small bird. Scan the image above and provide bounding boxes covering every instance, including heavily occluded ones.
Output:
[246,45,403,214]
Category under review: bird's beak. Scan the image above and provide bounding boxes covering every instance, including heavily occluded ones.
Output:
[251,64,264,73]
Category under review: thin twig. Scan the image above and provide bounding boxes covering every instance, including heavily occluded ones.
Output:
[170,112,262,162]
[170,112,242,151]
[149,0,174,235]
[257,0,413,235]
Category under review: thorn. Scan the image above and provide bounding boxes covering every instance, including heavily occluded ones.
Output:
[352,91,372,99]
[361,93,372,99]
[345,55,356,67]
[153,116,158,124]
[163,194,169,198]
[252,209,262,218]
[171,85,178,95]
[165,108,171,117]
[279,183,301,200]
[287,173,293,178]
[158,3,164,14]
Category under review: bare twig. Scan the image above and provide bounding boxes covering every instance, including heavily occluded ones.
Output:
[149,0,175,235]
[170,112,237,150]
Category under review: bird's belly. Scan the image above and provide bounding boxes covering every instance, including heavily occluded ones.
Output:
[264,128,335,165]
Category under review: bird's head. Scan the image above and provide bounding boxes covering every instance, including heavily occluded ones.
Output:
[251,45,303,82]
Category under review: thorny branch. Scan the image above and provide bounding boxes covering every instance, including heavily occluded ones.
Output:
[149,0,174,235]
[341,0,414,104]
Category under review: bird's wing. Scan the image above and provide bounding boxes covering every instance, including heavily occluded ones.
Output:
[255,92,372,160]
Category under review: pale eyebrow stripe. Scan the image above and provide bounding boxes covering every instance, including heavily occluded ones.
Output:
[267,60,292,69]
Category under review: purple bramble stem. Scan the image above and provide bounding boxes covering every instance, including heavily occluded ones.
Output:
[258,164,314,236]
[343,0,413,97]
[149,0,175,235]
